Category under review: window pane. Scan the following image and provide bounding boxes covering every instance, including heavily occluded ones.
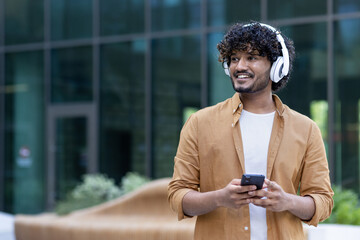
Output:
[55,117,87,201]
[100,0,145,36]
[100,40,146,182]
[334,19,360,193]
[152,36,201,178]
[207,0,260,27]
[151,0,200,32]
[268,0,326,20]
[5,0,43,45]
[51,0,92,40]
[278,23,328,152]
[278,23,327,116]
[4,51,44,213]
[51,46,93,103]
[208,32,235,105]
[334,0,360,14]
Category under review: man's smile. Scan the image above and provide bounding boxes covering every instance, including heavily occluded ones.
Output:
[234,71,254,81]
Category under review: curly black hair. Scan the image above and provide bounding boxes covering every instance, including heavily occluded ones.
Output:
[217,22,295,92]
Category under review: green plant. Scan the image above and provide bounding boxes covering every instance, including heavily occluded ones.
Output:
[55,172,150,215]
[120,172,150,195]
[324,185,360,225]
[55,174,121,215]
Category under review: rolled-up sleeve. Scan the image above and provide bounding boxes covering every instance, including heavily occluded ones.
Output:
[300,122,334,226]
[168,114,201,220]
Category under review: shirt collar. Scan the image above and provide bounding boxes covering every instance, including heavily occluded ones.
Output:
[231,93,243,115]
[231,93,285,127]
[272,94,285,116]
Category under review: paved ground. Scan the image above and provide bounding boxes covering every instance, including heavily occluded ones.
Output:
[0,212,15,240]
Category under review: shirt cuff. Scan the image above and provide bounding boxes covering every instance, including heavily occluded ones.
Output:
[301,194,321,226]
[173,189,194,221]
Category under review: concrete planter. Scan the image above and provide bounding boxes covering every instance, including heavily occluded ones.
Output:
[306,224,360,240]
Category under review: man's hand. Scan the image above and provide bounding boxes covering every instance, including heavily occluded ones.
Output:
[182,178,258,217]
[248,179,290,212]
[248,179,316,220]
[217,179,258,209]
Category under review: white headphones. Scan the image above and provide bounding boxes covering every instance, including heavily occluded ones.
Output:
[223,23,290,83]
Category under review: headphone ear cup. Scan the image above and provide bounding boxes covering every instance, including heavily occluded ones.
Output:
[223,62,230,76]
[270,57,284,83]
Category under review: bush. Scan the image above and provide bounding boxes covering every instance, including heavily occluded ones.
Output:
[55,174,121,215]
[324,186,360,225]
[55,172,150,215]
[120,172,150,195]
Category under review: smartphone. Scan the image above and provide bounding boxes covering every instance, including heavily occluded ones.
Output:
[241,174,265,190]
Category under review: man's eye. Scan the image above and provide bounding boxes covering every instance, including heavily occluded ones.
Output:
[231,57,239,62]
[248,56,257,60]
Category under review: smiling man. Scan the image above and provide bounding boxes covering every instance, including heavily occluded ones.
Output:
[229,49,271,94]
[168,22,333,240]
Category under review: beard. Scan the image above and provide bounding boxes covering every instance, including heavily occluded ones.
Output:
[230,72,270,94]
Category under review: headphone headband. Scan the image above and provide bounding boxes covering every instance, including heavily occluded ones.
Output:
[251,23,289,77]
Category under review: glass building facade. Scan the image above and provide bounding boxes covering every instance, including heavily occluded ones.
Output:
[0,0,360,214]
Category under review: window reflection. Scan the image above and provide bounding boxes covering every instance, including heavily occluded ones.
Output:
[277,23,328,164]
[4,0,43,45]
[207,0,260,26]
[100,0,144,35]
[151,0,201,31]
[268,0,326,20]
[4,51,44,213]
[334,19,360,193]
[335,20,360,80]
[152,36,201,178]
[51,0,92,40]
[55,117,87,201]
[208,33,235,105]
[100,40,146,182]
[279,23,327,117]
[334,0,360,14]
[51,47,93,103]
[310,100,328,149]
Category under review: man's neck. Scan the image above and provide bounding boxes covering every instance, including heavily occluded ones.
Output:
[239,91,276,114]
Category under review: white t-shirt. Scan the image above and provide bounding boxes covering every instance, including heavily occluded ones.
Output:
[240,110,275,240]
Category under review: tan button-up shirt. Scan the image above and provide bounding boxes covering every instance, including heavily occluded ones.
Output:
[168,93,333,240]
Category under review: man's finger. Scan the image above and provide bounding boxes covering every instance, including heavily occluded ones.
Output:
[248,189,269,198]
[251,198,271,207]
[265,179,278,190]
[231,179,241,185]
[236,185,257,194]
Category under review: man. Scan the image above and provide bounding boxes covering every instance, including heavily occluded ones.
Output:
[168,22,333,240]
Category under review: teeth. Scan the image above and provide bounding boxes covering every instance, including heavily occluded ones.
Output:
[237,74,250,79]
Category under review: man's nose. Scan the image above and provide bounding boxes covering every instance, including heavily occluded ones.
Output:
[235,58,248,71]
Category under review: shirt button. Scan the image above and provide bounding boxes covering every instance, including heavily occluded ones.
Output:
[231,123,234,127]
[233,109,236,113]
[244,226,248,231]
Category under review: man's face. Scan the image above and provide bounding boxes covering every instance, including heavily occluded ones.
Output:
[228,49,272,94]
